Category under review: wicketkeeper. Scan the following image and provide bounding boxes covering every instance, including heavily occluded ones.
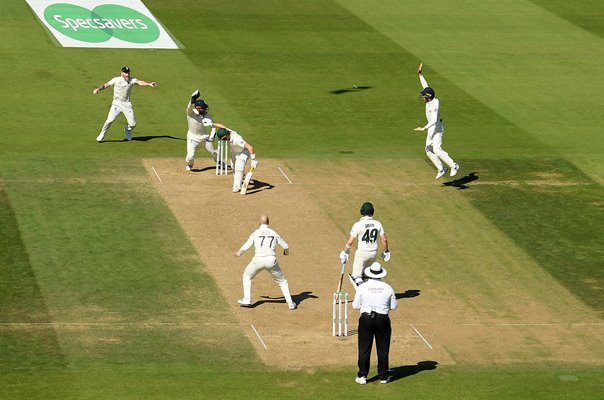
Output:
[185,90,217,171]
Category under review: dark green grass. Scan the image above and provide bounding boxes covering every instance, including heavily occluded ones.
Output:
[1,363,603,400]
[1,0,604,399]
[457,159,604,314]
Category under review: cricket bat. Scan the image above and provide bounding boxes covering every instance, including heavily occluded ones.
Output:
[240,165,255,195]
[336,260,347,293]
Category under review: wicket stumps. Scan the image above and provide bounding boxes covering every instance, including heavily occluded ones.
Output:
[216,140,230,175]
[332,291,349,337]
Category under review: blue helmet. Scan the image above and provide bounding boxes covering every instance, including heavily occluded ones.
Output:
[194,99,209,111]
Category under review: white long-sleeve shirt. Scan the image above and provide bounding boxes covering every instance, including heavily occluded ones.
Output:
[419,75,444,134]
[186,100,214,141]
[239,224,288,257]
[352,278,397,315]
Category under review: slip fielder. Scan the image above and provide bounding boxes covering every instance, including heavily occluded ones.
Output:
[93,66,157,142]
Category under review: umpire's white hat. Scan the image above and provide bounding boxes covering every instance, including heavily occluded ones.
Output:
[364,262,387,279]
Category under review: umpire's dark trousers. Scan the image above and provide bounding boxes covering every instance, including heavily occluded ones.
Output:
[357,312,392,379]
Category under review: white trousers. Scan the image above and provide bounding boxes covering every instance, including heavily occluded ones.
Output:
[241,255,293,305]
[232,150,250,191]
[425,130,456,171]
[351,250,377,279]
[186,134,216,166]
[98,101,136,140]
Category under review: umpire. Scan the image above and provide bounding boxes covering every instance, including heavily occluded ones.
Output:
[352,262,397,385]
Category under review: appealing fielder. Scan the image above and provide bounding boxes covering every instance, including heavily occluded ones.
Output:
[93,66,157,142]
[235,214,297,310]
[340,202,390,288]
[415,63,459,179]
[185,90,217,171]
[215,125,258,193]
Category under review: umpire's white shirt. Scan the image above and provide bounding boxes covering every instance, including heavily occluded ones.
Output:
[108,76,138,103]
[352,279,397,315]
[239,224,288,257]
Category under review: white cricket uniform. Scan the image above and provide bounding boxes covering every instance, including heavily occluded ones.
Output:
[185,101,216,168]
[226,130,251,191]
[419,75,456,171]
[97,76,139,141]
[238,224,294,307]
[349,216,386,278]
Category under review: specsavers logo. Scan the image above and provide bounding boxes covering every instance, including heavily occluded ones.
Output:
[45,3,160,43]
[26,0,179,49]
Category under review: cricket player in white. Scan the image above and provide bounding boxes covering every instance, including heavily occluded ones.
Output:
[185,90,217,171]
[215,124,258,192]
[414,63,459,179]
[93,66,157,142]
[235,215,297,310]
[340,202,390,288]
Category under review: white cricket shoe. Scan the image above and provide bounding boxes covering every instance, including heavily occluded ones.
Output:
[232,187,241,193]
[435,168,448,179]
[450,164,460,177]
[288,302,297,310]
[96,133,105,142]
[355,376,367,385]
[237,299,251,307]
[185,165,193,172]
[380,376,391,384]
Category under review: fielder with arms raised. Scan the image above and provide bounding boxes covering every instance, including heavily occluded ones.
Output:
[340,202,390,288]
[185,90,218,171]
[414,63,459,179]
[93,66,157,142]
[235,214,297,310]
[215,124,258,193]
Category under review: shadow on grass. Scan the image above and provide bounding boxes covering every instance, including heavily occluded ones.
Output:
[443,172,479,189]
[330,86,372,94]
[98,135,185,143]
[396,289,421,299]
[368,360,439,383]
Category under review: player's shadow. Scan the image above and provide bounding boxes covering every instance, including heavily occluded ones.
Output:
[443,172,479,190]
[396,289,421,299]
[368,360,438,383]
[330,86,372,94]
[131,135,185,142]
[252,291,318,308]
[245,179,275,195]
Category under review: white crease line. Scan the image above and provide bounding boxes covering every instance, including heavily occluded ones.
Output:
[410,324,432,349]
[251,324,268,350]
[151,166,162,183]
[278,167,293,184]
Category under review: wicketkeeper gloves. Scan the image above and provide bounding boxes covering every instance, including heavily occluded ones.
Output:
[191,89,200,103]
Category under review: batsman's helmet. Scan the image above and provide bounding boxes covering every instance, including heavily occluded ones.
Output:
[217,128,229,139]
[194,99,209,110]
[420,87,435,101]
[121,66,130,73]
[360,202,374,216]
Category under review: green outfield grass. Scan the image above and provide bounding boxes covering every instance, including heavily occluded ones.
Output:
[1,0,603,399]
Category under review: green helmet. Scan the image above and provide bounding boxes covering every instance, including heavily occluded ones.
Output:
[360,202,374,216]
[217,128,229,139]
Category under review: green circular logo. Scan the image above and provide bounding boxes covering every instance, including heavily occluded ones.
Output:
[44,3,160,43]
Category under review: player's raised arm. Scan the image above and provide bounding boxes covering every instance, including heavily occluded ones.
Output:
[418,63,429,89]
[137,80,157,87]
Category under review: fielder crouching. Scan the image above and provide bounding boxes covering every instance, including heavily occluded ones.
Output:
[214,124,258,193]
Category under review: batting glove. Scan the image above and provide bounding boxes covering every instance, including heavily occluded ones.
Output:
[250,159,259,169]
[191,89,200,102]
[382,250,391,262]
[339,251,349,264]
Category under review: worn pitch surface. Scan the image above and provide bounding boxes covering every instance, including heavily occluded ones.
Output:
[144,158,603,369]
